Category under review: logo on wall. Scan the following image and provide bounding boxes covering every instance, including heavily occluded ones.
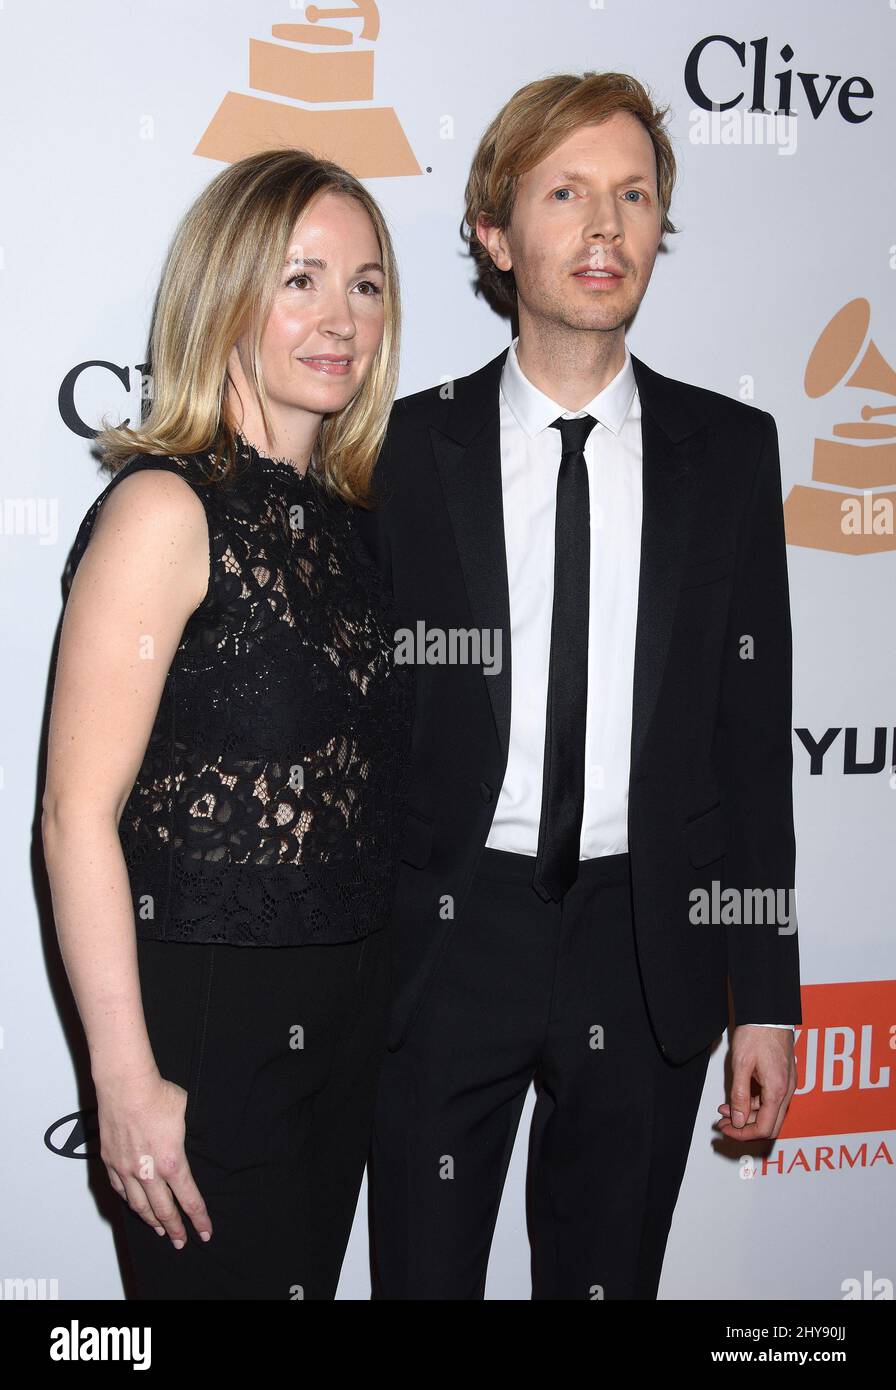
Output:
[684,35,873,122]
[795,727,896,778]
[784,300,896,554]
[781,982,895,1142]
[44,1111,98,1159]
[194,1,420,177]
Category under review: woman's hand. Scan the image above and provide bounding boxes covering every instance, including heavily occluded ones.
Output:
[97,1068,213,1246]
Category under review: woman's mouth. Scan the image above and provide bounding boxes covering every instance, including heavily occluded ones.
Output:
[298,357,353,375]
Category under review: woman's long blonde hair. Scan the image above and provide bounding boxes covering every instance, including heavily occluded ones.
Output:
[95,149,401,507]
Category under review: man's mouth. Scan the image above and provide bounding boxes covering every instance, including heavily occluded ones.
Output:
[571,268,624,289]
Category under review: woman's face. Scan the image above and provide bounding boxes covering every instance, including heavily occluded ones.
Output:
[237,190,386,435]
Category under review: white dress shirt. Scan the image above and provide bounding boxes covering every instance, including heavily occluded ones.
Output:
[484,336,792,1033]
[487,334,640,859]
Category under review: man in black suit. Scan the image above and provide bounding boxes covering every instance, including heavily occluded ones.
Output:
[356,72,801,1300]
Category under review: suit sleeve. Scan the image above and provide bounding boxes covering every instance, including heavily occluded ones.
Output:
[718,410,802,1027]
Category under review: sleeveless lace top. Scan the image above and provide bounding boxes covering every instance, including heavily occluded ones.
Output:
[60,432,414,947]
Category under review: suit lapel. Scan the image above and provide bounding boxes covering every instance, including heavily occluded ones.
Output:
[427,345,706,782]
[629,352,706,779]
[430,348,512,764]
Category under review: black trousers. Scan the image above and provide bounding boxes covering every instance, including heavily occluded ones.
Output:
[119,925,390,1299]
[368,847,712,1300]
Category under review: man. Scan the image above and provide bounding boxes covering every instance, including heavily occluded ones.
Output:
[356,71,801,1300]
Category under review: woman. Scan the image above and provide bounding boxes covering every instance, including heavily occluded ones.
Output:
[42,150,413,1299]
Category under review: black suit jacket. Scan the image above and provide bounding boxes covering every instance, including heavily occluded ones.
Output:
[356,346,802,1064]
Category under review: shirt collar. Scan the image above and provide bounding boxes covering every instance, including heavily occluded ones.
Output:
[500,334,637,439]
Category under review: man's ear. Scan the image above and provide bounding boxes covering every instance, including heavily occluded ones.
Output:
[476,215,511,272]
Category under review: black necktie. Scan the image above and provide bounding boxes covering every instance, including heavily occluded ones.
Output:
[532,413,597,902]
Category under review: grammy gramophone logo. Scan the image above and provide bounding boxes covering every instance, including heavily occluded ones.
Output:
[784,298,896,554]
[195,1,420,177]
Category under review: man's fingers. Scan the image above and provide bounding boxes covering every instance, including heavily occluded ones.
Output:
[718,1096,760,1116]
[716,1084,760,1135]
[728,1064,755,1127]
[768,1075,797,1139]
[751,1050,794,1139]
[750,1084,788,1139]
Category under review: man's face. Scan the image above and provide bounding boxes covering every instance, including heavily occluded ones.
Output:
[480,113,663,333]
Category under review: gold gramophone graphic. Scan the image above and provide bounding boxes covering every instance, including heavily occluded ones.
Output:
[784,298,896,554]
[195,1,420,178]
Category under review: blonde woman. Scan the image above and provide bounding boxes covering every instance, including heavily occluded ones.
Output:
[42,150,413,1300]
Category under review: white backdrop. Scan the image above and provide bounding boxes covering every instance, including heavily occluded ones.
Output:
[1,0,893,1300]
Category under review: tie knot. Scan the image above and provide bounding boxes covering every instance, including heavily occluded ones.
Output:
[549,413,597,455]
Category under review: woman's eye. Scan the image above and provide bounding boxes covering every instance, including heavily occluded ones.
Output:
[286,273,381,295]
[552,188,573,201]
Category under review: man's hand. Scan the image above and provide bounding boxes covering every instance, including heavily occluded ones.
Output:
[715,1025,797,1141]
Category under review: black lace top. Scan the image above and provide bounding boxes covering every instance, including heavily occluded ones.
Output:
[60,432,414,947]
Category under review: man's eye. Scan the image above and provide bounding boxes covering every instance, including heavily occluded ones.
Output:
[552,188,573,201]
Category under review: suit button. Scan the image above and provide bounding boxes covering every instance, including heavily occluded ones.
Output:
[479,781,493,803]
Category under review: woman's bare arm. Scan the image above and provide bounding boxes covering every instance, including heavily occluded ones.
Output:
[42,468,212,1243]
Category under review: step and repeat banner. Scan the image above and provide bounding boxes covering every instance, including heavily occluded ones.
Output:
[2,0,893,1300]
